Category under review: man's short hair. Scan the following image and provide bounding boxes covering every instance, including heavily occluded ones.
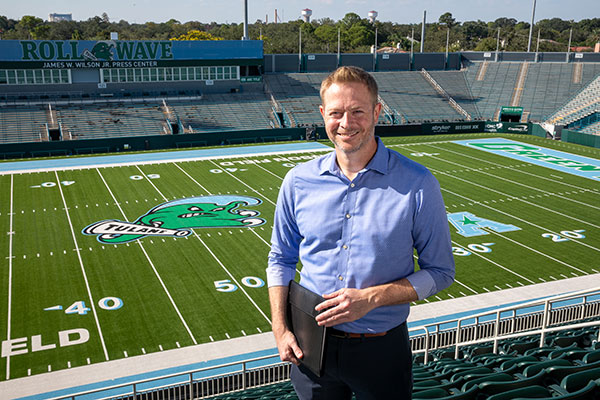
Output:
[320,66,379,106]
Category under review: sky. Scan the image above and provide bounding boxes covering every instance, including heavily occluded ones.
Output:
[3,0,599,25]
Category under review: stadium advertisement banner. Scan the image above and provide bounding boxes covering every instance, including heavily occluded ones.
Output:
[421,121,485,135]
[0,39,263,69]
[484,121,531,134]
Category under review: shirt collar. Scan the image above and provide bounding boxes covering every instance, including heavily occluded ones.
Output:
[319,137,389,176]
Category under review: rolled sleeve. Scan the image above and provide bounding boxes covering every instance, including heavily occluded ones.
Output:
[267,169,302,287]
[410,173,455,300]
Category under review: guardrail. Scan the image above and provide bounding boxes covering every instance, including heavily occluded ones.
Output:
[50,288,600,399]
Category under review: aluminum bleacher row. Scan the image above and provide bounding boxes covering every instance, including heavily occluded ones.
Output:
[0,106,47,143]
[545,75,600,128]
[2,63,600,144]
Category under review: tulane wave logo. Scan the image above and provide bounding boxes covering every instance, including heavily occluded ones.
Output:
[83,195,265,244]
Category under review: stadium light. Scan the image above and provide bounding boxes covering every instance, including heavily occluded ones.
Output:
[242,0,249,40]
[527,0,536,52]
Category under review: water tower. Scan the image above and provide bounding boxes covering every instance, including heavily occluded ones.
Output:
[368,10,378,24]
[301,8,312,23]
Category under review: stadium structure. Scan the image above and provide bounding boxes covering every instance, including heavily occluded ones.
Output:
[0,36,600,399]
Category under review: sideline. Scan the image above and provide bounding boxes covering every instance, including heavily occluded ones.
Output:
[0,142,331,175]
[5,275,599,400]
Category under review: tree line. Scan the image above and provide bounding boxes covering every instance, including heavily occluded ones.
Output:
[1,12,599,54]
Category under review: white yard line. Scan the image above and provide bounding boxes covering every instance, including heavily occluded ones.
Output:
[207,160,277,207]
[135,165,272,324]
[96,168,198,345]
[5,175,14,380]
[427,148,600,211]
[482,228,588,275]
[442,183,599,263]
[413,254,478,295]
[54,171,109,361]
[451,241,536,284]
[428,143,599,196]
[432,167,600,233]
[193,231,271,324]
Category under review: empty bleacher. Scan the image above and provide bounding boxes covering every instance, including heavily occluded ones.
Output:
[57,101,167,140]
[374,71,464,123]
[465,62,522,120]
[263,73,327,127]
[428,70,482,120]
[0,106,47,143]
[545,75,600,126]
[171,93,276,133]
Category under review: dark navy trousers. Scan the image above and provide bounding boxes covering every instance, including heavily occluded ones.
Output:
[291,322,413,400]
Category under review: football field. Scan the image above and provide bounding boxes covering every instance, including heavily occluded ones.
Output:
[1,133,599,381]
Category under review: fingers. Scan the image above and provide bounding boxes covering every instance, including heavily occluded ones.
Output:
[276,331,303,365]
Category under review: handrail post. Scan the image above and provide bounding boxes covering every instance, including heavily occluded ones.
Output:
[493,310,501,353]
[189,372,194,399]
[242,361,247,390]
[133,383,137,400]
[540,300,550,347]
[455,320,461,359]
[424,328,430,364]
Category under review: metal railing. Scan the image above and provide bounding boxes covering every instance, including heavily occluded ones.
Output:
[409,287,600,364]
[420,68,472,120]
[50,288,600,400]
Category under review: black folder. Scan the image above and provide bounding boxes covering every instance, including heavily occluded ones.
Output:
[287,280,327,377]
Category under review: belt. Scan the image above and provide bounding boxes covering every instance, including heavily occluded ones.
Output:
[328,328,388,339]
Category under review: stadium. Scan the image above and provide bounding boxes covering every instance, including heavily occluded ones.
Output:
[1,5,600,400]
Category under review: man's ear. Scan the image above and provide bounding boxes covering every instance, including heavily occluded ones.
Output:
[373,102,382,120]
[319,104,325,118]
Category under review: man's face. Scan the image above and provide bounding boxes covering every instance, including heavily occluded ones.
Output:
[320,81,381,155]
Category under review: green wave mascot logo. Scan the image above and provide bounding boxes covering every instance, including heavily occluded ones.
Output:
[83,195,265,244]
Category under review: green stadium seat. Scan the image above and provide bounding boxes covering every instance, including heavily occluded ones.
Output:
[435,385,479,400]
[550,367,600,395]
[412,387,450,399]
[486,385,551,400]
[583,349,600,364]
[546,360,600,384]
[477,370,545,397]
[522,357,571,377]
[498,355,538,371]
[460,372,514,391]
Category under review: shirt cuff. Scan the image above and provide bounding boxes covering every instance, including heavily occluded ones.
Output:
[266,264,296,287]
[406,269,437,301]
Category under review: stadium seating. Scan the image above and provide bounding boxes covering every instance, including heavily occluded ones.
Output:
[428,70,482,120]
[374,71,464,123]
[545,74,600,126]
[465,62,522,120]
[56,101,167,139]
[0,106,47,143]
[170,93,276,133]
[197,325,600,400]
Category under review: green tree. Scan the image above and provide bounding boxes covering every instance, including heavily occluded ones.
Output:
[439,12,456,29]
[171,30,223,40]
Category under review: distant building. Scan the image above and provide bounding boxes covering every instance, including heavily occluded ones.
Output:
[49,13,72,22]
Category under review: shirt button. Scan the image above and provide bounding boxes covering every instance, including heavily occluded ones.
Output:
[350,183,355,188]
[342,244,348,250]
[345,214,351,219]
[338,275,344,281]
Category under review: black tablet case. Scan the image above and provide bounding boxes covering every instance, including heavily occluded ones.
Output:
[287,280,327,377]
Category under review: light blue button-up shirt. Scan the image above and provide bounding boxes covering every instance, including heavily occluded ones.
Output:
[267,138,455,333]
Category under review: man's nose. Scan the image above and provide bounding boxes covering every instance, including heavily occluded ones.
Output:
[340,111,351,127]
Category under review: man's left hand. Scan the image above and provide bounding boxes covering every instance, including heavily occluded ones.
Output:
[314,288,375,327]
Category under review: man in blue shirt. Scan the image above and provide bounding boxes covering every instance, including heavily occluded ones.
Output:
[267,66,455,399]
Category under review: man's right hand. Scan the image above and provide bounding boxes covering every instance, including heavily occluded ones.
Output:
[269,285,304,365]
[273,327,304,365]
